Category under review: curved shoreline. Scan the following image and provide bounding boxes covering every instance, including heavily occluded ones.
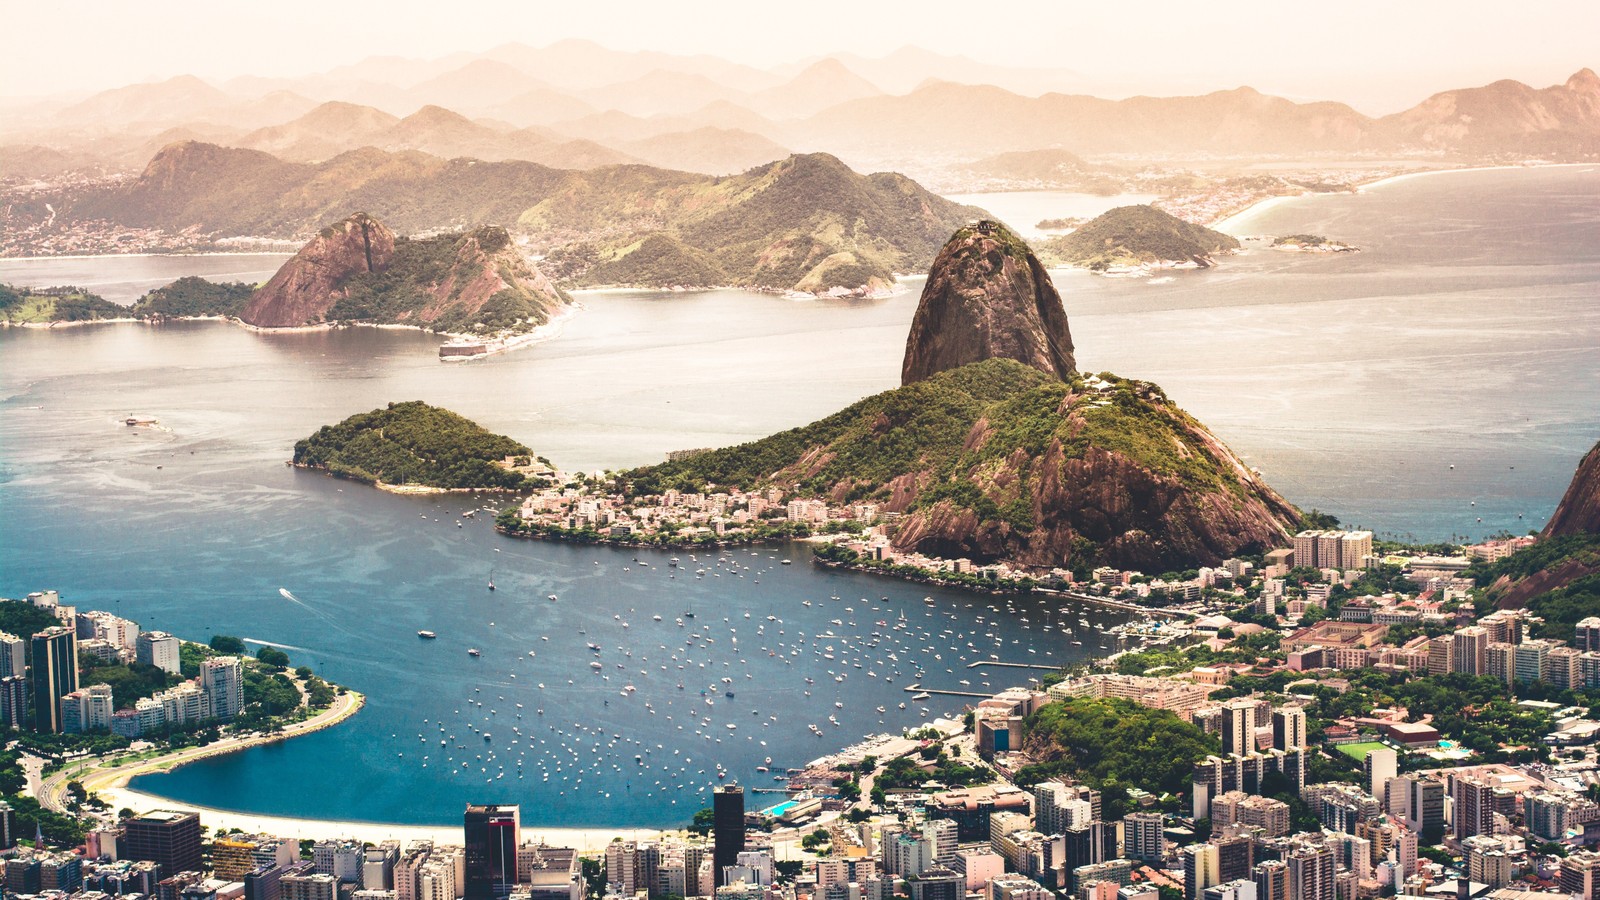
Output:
[42,690,364,820]
[1212,162,1592,232]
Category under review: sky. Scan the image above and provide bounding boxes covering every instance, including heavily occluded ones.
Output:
[5,0,1596,114]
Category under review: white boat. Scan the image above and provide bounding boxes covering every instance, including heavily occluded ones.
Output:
[467,648,481,657]
[417,631,437,639]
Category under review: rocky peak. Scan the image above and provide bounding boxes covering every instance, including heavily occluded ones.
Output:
[1567,68,1600,94]
[240,212,396,327]
[1543,439,1600,537]
[901,219,1076,385]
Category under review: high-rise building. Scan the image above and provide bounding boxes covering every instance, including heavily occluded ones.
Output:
[283,873,338,900]
[0,674,26,729]
[712,784,745,887]
[1485,642,1516,684]
[1549,647,1584,691]
[463,805,519,900]
[0,800,15,850]
[137,632,182,676]
[1451,627,1489,675]
[1221,700,1257,757]
[1577,618,1600,653]
[1403,778,1444,838]
[123,811,203,876]
[1462,836,1512,889]
[1271,707,1307,752]
[1253,861,1289,900]
[0,632,25,679]
[245,865,285,900]
[1284,844,1334,900]
[31,625,79,733]
[1204,881,1257,900]
[1122,813,1165,864]
[365,843,399,891]
[907,866,961,900]
[312,840,365,884]
[1559,851,1600,900]
[1363,749,1397,804]
[1183,844,1219,900]
[1451,776,1506,840]
[1513,639,1552,684]
[200,656,244,721]
[1035,781,1094,836]
[62,683,114,733]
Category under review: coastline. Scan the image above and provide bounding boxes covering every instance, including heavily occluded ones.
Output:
[43,689,364,819]
[1212,162,1592,232]
[97,786,667,850]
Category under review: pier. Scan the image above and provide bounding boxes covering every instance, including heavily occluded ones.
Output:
[966,660,1062,671]
[903,683,991,698]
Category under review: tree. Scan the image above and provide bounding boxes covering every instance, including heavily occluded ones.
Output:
[256,646,290,669]
[210,635,246,654]
[689,807,715,836]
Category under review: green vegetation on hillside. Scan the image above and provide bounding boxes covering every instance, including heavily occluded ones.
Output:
[626,359,1055,498]
[324,227,567,335]
[0,284,126,324]
[1043,205,1240,270]
[569,233,729,288]
[1468,533,1600,642]
[1015,697,1219,817]
[78,658,181,709]
[626,360,1282,563]
[130,276,255,318]
[294,401,534,489]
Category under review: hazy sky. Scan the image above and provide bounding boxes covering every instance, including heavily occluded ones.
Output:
[6,0,1596,113]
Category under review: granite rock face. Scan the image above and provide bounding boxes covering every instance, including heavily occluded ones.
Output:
[241,212,394,327]
[902,220,1076,385]
[1544,439,1600,537]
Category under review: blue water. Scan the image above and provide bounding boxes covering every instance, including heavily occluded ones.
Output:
[1,165,1597,826]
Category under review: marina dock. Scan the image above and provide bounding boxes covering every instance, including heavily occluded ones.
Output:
[903,683,991,698]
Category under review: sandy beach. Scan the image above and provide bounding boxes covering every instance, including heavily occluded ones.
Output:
[97,785,666,850]
[1215,162,1594,233]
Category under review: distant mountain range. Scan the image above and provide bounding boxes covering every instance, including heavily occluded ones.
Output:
[55,141,974,293]
[3,38,1595,182]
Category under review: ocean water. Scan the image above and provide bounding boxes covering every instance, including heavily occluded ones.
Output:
[1,166,1597,826]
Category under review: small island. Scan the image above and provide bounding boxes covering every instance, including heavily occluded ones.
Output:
[0,284,128,325]
[1041,204,1241,275]
[1271,233,1360,253]
[293,400,554,492]
[1,278,256,327]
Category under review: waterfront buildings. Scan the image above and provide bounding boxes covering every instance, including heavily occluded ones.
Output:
[31,625,79,733]
[0,674,26,729]
[138,631,183,675]
[199,656,245,721]
[0,631,24,678]
[122,811,203,876]
[713,785,745,887]
[464,805,520,900]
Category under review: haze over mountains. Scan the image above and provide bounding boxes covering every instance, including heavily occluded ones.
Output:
[4,39,1597,182]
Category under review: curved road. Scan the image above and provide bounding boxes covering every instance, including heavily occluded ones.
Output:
[38,689,364,817]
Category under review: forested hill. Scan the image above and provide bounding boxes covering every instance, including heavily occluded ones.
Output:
[293,401,538,490]
[624,358,1299,571]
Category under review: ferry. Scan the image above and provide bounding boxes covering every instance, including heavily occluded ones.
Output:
[417,631,438,639]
